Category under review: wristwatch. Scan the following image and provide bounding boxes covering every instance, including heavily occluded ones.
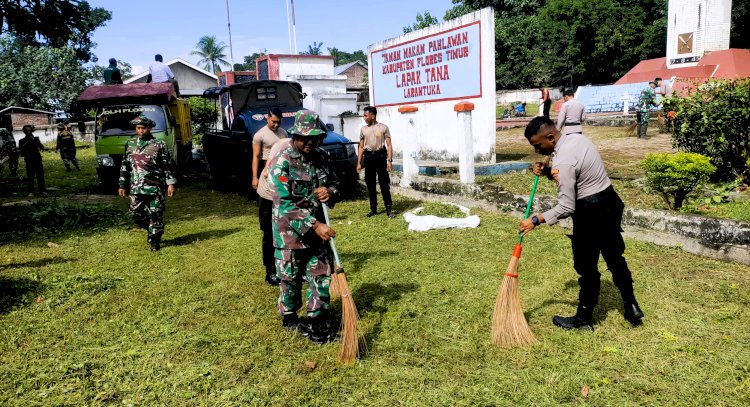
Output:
[531,215,540,226]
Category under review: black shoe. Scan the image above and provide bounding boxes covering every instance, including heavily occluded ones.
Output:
[309,317,337,344]
[265,272,281,286]
[623,302,644,325]
[552,314,594,330]
[386,207,395,218]
[148,236,161,252]
[65,167,71,172]
[366,210,377,217]
[282,315,310,337]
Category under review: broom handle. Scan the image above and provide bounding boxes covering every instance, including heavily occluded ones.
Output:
[519,155,551,244]
[321,202,343,266]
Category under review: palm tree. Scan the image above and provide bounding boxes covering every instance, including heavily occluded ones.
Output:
[302,41,324,55]
[190,35,230,73]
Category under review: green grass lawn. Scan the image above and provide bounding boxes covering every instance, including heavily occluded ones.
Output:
[1,153,749,405]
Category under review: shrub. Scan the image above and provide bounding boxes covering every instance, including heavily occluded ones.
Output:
[662,78,750,183]
[188,97,219,140]
[641,152,716,210]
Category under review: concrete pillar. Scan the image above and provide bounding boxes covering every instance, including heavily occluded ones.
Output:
[454,101,475,184]
[398,105,419,187]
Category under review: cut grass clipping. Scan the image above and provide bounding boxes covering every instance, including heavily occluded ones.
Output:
[417,201,468,218]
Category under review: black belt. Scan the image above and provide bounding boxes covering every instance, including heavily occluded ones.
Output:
[577,185,616,206]
[564,122,581,126]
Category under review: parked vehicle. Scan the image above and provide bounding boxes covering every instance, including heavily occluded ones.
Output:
[201,80,358,196]
[77,83,193,191]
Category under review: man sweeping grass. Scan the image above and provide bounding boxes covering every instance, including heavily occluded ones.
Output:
[519,117,644,330]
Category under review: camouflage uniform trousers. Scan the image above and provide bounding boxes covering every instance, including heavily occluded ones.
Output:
[275,246,332,318]
[59,147,79,170]
[636,109,650,126]
[128,193,166,238]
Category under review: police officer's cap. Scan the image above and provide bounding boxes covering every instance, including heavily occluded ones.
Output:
[130,114,156,128]
[288,110,326,137]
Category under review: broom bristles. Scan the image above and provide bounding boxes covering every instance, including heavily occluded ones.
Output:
[491,248,536,347]
[332,270,364,364]
[330,267,341,299]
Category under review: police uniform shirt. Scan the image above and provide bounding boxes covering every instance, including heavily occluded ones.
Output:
[541,132,611,225]
[360,123,390,152]
[556,99,586,135]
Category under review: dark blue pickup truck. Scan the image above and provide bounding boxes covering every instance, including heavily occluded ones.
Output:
[201,80,358,195]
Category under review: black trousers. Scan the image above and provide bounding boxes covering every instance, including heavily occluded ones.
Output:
[543,100,552,119]
[24,159,45,193]
[258,196,275,275]
[571,186,636,315]
[363,148,392,211]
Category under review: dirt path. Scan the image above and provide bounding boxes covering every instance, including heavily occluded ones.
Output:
[496,126,676,179]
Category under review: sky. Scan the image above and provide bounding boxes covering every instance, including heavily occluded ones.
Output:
[89,0,455,75]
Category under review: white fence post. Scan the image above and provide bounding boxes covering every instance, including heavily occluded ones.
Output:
[398,105,419,187]
[455,101,475,184]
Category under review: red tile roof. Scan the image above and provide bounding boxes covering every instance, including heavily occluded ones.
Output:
[615,49,750,84]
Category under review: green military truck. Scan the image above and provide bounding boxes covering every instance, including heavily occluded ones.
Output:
[77,83,193,191]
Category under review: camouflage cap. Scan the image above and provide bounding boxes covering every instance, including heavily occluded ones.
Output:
[57,123,66,129]
[0,128,11,138]
[130,114,156,128]
[288,110,325,137]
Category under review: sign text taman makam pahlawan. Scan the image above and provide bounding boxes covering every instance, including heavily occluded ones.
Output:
[371,22,481,106]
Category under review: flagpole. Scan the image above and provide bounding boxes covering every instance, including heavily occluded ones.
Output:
[285,0,293,53]
[291,0,298,54]
[225,0,235,68]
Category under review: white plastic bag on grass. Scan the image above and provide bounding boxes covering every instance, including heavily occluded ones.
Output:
[403,202,480,232]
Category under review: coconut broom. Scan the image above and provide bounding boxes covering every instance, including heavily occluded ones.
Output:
[491,157,549,347]
[321,203,363,364]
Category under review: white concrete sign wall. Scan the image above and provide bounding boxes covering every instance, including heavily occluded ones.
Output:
[367,8,496,162]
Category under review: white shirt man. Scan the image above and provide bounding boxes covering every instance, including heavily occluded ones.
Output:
[148,54,174,83]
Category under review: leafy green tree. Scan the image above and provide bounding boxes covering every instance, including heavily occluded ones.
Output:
[0,36,89,112]
[444,0,668,89]
[188,97,218,141]
[0,1,111,62]
[190,35,230,73]
[663,78,750,183]
[89,60,133,83]
[731,0,749,49]
[327,47,367,66]
[403,11,439,33]
[234,48,267,71]
[302,41,324,55]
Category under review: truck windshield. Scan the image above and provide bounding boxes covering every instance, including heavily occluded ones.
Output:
[97,105,167,136]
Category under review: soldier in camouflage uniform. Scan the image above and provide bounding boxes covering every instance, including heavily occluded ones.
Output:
[55,123,80,172]
[0,128,19,177]
[635,81,658,138]
[268,110,339,344]
[118,114,176,251]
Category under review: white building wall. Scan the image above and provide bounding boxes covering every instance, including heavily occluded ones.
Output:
[278,57,334,78]
[288,74,358,134]
[667,0,732,68]
[367,8,496,162]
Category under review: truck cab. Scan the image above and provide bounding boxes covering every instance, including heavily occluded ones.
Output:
[201,80,358,196]
[77,83,193,191]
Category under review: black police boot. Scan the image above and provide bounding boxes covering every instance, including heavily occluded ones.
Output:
[366,207,377,217]
[309,316,337,344]
[623,302,644,325]
[148,235,161,252]
[552,305,594,330]
[65,166,71,172]
[265,268,281,286]
[282,314,310,337]
[386,206,395,219]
